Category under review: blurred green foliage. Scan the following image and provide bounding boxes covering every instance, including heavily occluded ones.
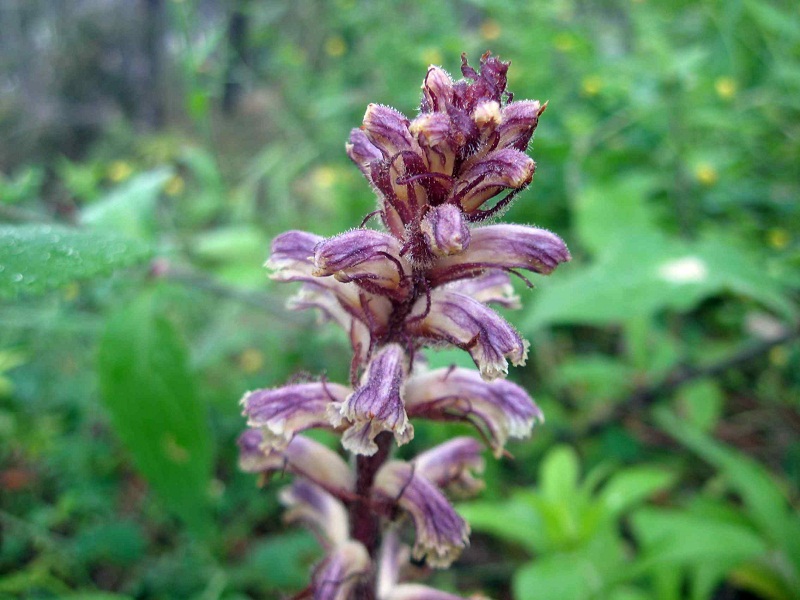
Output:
[1,0,798,598]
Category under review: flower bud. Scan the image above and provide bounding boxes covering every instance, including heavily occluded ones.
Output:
[420,203,470,257]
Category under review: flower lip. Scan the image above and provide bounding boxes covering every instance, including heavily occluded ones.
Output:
[329,344,414,455]
[407,289,529,381]
[430,223,571,286]
[405,367,544,457]
[312,229,411,299]
[241,381,351,450]
[374,460,470,568]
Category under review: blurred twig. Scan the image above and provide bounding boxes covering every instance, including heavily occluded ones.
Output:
[162,265,302,321]
[584,324,800,437]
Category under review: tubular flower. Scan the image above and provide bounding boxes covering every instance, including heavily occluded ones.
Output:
[239,52,569,597]
[329,344,414,455]
[373,461,470,568]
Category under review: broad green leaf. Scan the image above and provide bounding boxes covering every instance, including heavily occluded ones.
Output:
[237,531,321,591]
[631,507,768,570]
[676,379,724,432]
[514,555,588,600]
[98,290,213,536]
[599,467,676,519]
[573,175,660,256]
[458,494,544,553]
[655,408,796,549]
[81,169,172,238]
[0,224,152,299]
[524,231,795,329]
[540,445,581,503]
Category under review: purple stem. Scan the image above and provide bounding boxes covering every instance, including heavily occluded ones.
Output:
[349,431,393,599]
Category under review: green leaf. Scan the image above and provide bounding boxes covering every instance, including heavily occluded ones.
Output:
[676,379,724,432]
[573,175,660,256]
[524,231,795,329]
[655,408,796,549]
[81,169,172,238]
[599,466,676,519]
[98,290,214,537]
[540,445,581,503]
[0,224,152,299]
[458,494,544,554]
[236,531,321,591]
[631,507,768,570]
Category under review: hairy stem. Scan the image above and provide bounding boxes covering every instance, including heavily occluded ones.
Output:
[349,431,393,599]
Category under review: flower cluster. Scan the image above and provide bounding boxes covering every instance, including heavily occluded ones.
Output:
[239,52,570,599]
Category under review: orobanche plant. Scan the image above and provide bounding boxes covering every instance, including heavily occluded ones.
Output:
[238,53,570,599]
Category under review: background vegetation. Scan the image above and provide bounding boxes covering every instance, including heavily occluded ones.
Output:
[1,0,798,598]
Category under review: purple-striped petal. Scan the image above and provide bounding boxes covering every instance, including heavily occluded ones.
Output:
[409,111,457,176]
[312,541,371,600]
[430,224,570,285]
[280,479,350,548]
[413,437,485,497]
[313,229,411,299]
[237,431,354,494]
[453,148,535,213]
[407,289,529,381]
[421,203,470,257]
[374,461,469,568]
[329,344,413,455]
[446,271,520,309]
[346,128,383,176]
[362,104,416,159]
[241,382,351,450]
[420,65,455,113]
[498,100,545,151]
[404,368,543,457]
[385,585,477,600]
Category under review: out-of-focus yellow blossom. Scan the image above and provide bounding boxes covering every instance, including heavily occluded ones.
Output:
[325,35,347,58]
[769,346,789,368]
[238,348,265,374]
[165,175,185,196]
[554,32,576,52]
[715,77,737,100]
[767,228,790,250]
[421,48,443,67]
[108,161,133,183]
[63,282,79,301]
[312,166,338,190]
[480,20,502,41]
[694,163,718,186]
[581,75,603,96]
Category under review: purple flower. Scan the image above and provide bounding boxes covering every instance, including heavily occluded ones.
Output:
[431,224,571,285]
[237,431,354,495]
[280,479,350,549]
[329,344,413,455]
[241,52,569,598]
[312,540,371,600]
[241,381,350,450]
[313,229,411,299]
[407,289,529,381]
[452,148,535,213]
[374,461,469,568]
[446,271,520,309]
[405,367,544,457]
[413,437,485,497]
[420,203,470,257]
